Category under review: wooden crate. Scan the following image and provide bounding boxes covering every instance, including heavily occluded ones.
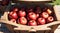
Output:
[0,5,60,33]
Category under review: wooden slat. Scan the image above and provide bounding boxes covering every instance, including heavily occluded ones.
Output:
[0,19,60,31]
[54,5,60,21]
[19,0,52,1]
[0,19,60,28]
[0,32,4,33]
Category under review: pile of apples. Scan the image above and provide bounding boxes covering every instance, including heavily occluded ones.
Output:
[8,7,54,26]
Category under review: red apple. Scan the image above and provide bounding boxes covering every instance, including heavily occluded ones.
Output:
[18,10,26,17]
[28,20,37,26]
[47,9,52,14]
[28,12,37,20]
[9,11,18,19]
[42,12,49,18]
[47,16,54,22]
[18,17,27,25]
[38,17,46,25]
[13,8,18,11]
[36,14,39,18]
[10,19,16,22]
[9,11,13,15]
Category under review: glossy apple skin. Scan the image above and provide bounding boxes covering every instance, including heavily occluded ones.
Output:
[47,16,54,22]
[38,17,46,25]
[18,11,26,17]
[42,12,49,18]
[28,12,37,20]
[36,14,39,18]
[9,11,18,19]
[28,20,37,26]
[18,17,27,25]
[13,8,18,11]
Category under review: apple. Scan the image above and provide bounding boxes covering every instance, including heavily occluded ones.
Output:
[28,20,37,26]
[36,14,39,18]
[28,12,37,20]
[47,16,54,22]
[10,19,16,22]
[18,17,27,25]
[42,12,49,18]
[38,17,46,25]
[18,10,26,17]
[13,8,18,11]
[47,9,52,14]
[9,11,18,19]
